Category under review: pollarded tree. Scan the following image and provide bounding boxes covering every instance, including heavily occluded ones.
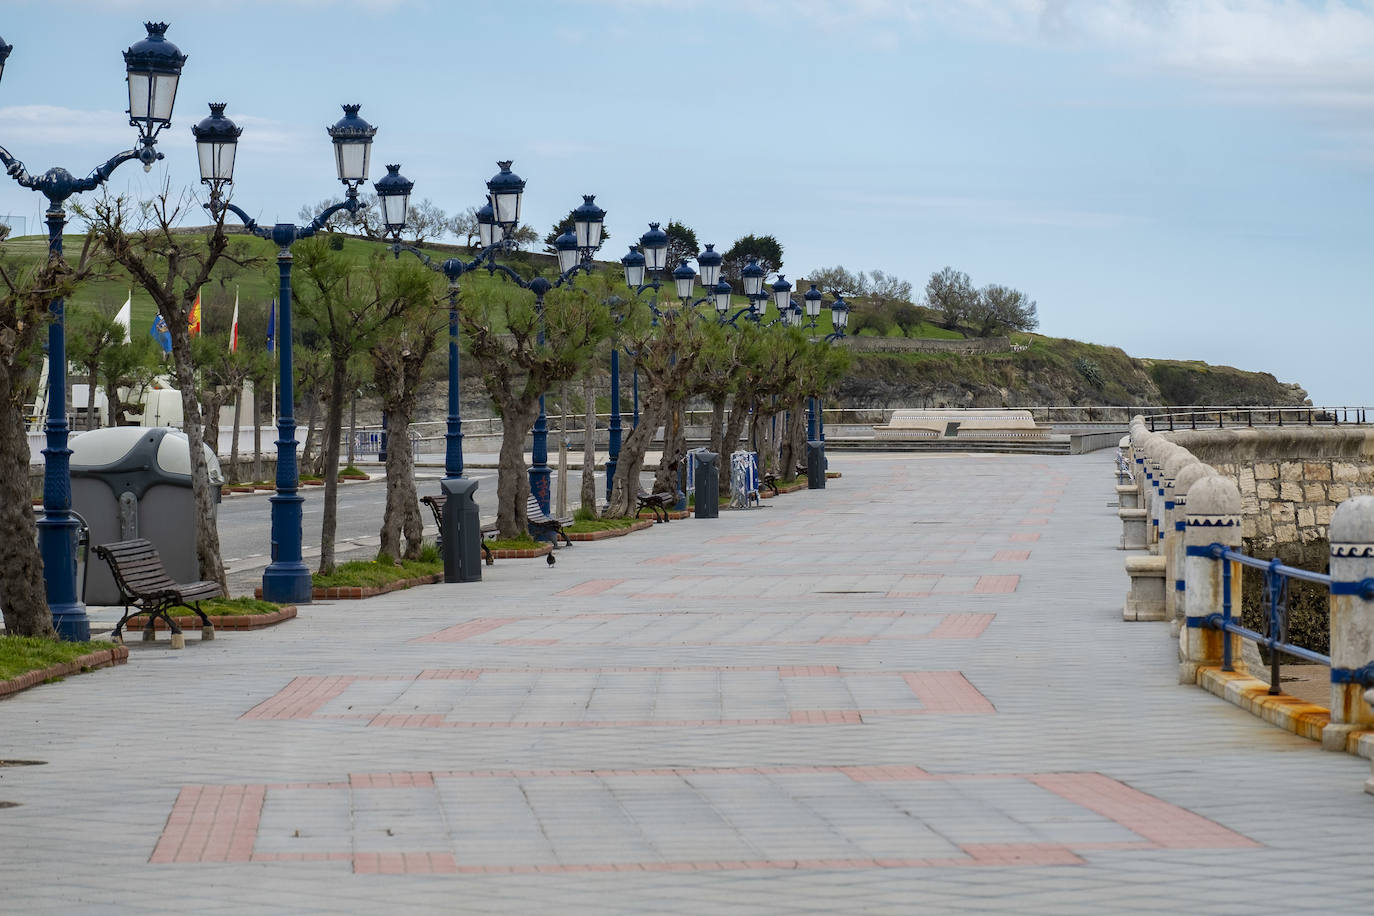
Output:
[461,276,614,537]
[192,331,255,462]
[83,187,247,593]
[0,241,94,637]
[292,239,438,574]
[368,262,447,562]
[605,299,705,517]
[66,307,133,426]
[782,337,852,476]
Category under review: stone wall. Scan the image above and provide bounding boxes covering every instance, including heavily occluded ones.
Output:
[1161,428,1374,553]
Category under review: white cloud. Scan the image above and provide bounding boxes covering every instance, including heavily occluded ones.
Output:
[0,105,311,158]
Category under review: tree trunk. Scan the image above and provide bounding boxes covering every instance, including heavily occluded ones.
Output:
[495,401,539,538]
[580,373,597,516]
[171,349,227,593]
[228,381,244,485]
[709,397,726,462]
[556,383,569,518]
[607,391,664,517]
[0,382,53,638]
[252,388,263,483]
[317,361,346,574]
[721,392,755,498]
[379,411,422,561]
[347,392,357,468]
[300,398,319,476]
[200,392,225,462]
[780,395,806,478]
[653,399,685,495]
[85,369,97,430]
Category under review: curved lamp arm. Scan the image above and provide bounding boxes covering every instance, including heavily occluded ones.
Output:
[2,143,160,201]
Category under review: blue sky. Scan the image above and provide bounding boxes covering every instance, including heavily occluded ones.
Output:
[1,0,1371,406]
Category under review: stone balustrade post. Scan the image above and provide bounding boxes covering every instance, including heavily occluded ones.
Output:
[1170,462,1216,629]
[1180,475,1243,684]
[1321,496,1374,751]
[1115,435,1133,487]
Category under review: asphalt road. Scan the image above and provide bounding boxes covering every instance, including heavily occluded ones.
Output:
[217,467,619,595]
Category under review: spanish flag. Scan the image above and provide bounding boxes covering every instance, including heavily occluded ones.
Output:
[188,290,202,337]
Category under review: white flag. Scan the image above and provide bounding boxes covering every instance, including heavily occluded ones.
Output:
[114,291,132,343]
[229,287,239,353]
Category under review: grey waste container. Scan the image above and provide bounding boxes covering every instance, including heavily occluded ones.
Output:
[440,477,482,583]
[807,441,826,490]
[71,427,224,605]
[693,451,719,518]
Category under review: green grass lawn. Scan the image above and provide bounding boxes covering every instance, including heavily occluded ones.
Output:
[484,534,542,550]
[311,549,443,589]
[139,596,284,619]
[0,635,120,681]
[565,516,642,534]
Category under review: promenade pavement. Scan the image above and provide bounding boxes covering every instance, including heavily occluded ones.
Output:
[4,451,1374,914]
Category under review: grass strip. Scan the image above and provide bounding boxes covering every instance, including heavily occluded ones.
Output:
[137,596,284,619]
[0,636,120,681]
[311,547,443,589]
[565,517,643,534]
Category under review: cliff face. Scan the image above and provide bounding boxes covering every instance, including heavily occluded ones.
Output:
[833,337,1309,409]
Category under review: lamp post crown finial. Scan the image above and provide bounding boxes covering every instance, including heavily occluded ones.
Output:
[208,102,226,117]
[144,21,170,38]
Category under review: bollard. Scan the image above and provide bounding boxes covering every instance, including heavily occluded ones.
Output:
[1123,555,1168,621]
[1159,452,1194,621]
[1116,484,1139,509]
[1119,508,1149,550]
[1180,476,1243,685]
[1321,496,1374,751]
[1169,462,1216,628]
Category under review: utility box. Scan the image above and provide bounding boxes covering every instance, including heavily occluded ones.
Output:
[807,441,826,490]
[693,451,719,519]
[440,477,482,583]
[70,427,223,606]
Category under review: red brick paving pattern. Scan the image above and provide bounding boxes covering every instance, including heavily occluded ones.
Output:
[152,769,1256,872]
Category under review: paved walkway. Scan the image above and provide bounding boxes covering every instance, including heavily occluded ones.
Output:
[4,452,1374,914]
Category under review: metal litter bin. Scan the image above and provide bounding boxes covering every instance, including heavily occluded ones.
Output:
[693,451,719,518]
[70,427,223,605]
[440,477,482,583]
[807,441,826,490]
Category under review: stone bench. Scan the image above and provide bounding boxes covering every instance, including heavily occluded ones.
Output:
[872,409,1049,441]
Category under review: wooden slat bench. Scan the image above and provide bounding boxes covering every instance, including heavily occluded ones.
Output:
[421,494,496,565]
[635,489,677,523]
[526,494,573,546]
[93,538,222,649]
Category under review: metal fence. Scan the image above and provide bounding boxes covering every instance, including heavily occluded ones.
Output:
[1146,406,1369,432]
[1202,545,1343,695]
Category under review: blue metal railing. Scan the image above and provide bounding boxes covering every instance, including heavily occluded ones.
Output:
[1204,545,1332,696]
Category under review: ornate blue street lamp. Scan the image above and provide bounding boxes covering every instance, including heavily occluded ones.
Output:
[805,286,849,449]
[0,23,187,640]
[373,163,468,482]
[193,102,377,604]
